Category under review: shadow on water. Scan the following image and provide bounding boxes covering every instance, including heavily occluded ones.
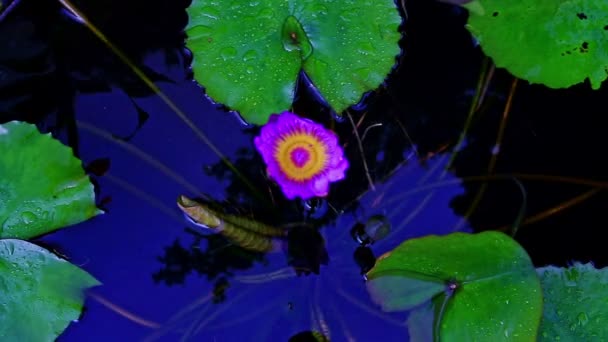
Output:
[2,0,608,340]
[142,151,468,341]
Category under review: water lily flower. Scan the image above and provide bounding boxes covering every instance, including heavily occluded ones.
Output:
[254,111,349,200]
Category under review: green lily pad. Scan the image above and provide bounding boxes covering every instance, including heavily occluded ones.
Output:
[366,231,542,341]
[463,0,608,89]
[0,121,102,239]
[0,239,101,341]
[406,301,437,342]
[186,0,402,124]
[537,262,608,341]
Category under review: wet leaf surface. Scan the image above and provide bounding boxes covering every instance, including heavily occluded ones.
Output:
[0,121,102,239]
[0,239,100,340]
[367,231,542,341]
[463,0,608,89]
[538,262,608,341]
[186,0,402,124]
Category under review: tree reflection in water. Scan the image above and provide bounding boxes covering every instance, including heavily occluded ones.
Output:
[148,150,469,341]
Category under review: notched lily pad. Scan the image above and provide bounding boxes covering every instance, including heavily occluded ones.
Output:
[0,121,102,239]
[463,0,608,89]
[538,262,608,341]
[0,239,101,341]
[366,231,542,341]
[186,0,402,124]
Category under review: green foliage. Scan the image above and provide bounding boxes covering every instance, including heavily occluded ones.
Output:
[463,0,608,89]
[0,121,102,339]
[0,239,100,341]
[366,231,542,341]
[537,262,608,341]
[185,0,402,124]
[0,121,102,239]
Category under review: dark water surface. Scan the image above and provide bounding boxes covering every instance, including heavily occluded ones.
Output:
[2,0,608,341]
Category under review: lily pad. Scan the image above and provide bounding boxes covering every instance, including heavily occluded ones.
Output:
[0,121,102,239]
[366,231,542,341]
[406,301,438,342]
[463,0,608,89]
[186,0,402,124]
[537,262,608,341]
[0,239,101,341]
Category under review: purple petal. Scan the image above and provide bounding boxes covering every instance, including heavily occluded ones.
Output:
[327,159,349,181]
[254,111,350,200]
[311,177,330,197]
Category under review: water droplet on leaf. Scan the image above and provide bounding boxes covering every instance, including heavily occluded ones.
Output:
[220,47,238,61]
[243,50,258,62]
[189,25,213,39]
[310,4,328,15]
[20,211,38,224]
[199,6,220,20]
[257,8,274,19]
[577,312,589,326]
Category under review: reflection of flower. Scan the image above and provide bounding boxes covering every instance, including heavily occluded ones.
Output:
[254,111,349,200]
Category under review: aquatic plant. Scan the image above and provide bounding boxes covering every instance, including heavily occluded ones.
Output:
[254,111,349,200]
[2,0,608,340]
[0,239,100,340]
[538,262,608,341]
[177,194,286,252]
[185,0,403,124]
[366,231,543,341]
[461,0,608,89]
[0,121,101,340]
[0,121,102,239]
[366,233,608,341]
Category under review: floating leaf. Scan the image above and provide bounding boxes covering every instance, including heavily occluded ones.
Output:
[186,0,402,124]
[0,121,102,239]
[0,239,100,340]
[366,231,542,341]
[406,301,436,342]
[537,262,608,341]
[366,272,445,312]
[463,0,608,89]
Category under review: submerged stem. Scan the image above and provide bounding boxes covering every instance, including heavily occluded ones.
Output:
[346,110,375,191]
[382,173,608,208]
[89,291,160,329]
[495,188,601,233]
[446,57,494,170]
[451,77,518,231]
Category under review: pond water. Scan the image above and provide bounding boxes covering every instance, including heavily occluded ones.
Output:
[2,0,608,341]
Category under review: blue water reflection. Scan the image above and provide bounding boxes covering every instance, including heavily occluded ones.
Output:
[42,79,468,339]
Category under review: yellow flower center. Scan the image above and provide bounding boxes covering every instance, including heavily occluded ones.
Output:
[274,132,327,181]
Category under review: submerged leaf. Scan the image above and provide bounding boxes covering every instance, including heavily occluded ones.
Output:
[537,262,608,341]
[0,121,102,239]
[463,0,608,89]
[366,231,542,341]
[185,0,402,124]
[0,239,100,341]
[366,273,445,312]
